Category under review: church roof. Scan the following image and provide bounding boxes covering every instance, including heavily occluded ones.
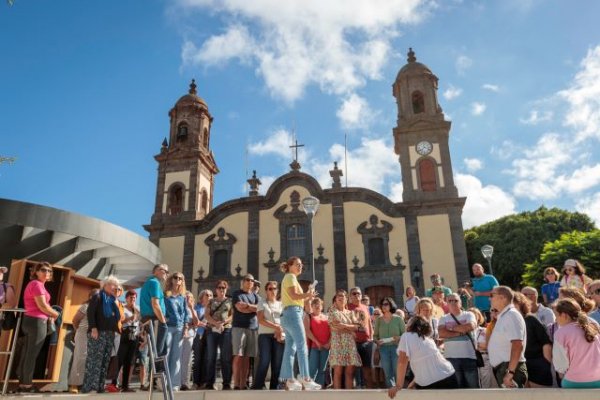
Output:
[175,79,208,108]
[396,48,435,80]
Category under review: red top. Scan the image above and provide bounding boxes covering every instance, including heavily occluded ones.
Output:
[309,315,331,348]
[348,303,372,343]
[24,280,51,320]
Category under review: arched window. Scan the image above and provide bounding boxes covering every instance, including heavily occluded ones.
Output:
[213,249,228,276]
[368,237,385,266]
[287,224,306,258]
[177,122,188,142]
[167,184,184,215]
[203,128,209,148]
[418,159,437,192]
[201,190,208,213]
[411,91,425,114]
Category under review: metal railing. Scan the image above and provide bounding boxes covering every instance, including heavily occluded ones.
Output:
[142,320,174,400]
[0,308,25,396]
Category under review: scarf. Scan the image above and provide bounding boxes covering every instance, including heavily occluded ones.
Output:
[100,290,120,320]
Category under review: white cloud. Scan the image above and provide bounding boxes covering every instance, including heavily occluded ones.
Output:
[257,175,276,195]
[455,173,517,228]
[389,181,403,202]
[455,55,472,75]
[490,140,517,160]
[463,158,483,172]
[443,84,462,100]
[471,102,486,115]
[336,93,377,130]
[179,0,434,103]
[248,129,294,158]
[482,83,500,92]
[519,110,553,125]
[558,45,600,142]
[575,192,600,226]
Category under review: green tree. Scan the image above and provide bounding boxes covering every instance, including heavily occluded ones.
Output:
[464,207,595,289]
[522,230,600,288]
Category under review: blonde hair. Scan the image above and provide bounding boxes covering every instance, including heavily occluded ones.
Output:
[468,307,485,326]
[559,287,595,313]
[512,292,531,317]
[415,298,434,316]
[165,272,187,296]
[556,298,599,343]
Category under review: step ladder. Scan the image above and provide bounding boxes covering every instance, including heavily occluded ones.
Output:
[144,320,174,400]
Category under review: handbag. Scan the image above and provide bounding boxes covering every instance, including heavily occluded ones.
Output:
[0,283,17,331]
[450,313,485,368]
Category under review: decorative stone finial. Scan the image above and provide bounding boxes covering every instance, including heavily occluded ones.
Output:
[289,159,301,171]
[407,47,416,63]
[161,137,168,148]
[247,170,262,197]
[329,161,343,189]
[189,79,197,95]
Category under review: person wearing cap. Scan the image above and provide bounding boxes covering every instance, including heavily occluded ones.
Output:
[231,274,260,390]
[560,259,592,294]
[0,265,16,309]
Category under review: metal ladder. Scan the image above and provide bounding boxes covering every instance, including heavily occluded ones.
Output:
[144,320,174,400]
[0,308,25,396]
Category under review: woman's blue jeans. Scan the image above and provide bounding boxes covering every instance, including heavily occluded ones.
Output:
[165,326,183,389]
[205,328,232,386]
[253,333,284,389]
[280,306,310,381]
[379,345,398,388]
[308,347,329,386]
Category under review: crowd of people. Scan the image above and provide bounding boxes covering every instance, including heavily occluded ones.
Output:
[1,256,599,393]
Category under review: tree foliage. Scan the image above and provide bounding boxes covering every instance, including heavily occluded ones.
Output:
[522,230,600,288]
[464,207,595,289]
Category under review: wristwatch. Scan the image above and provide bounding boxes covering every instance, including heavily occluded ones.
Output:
[506,369,515,375]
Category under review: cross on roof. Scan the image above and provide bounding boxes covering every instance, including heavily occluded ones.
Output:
[290,140,304,162]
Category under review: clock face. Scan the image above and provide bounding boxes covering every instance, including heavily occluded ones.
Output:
[416,141,433,156]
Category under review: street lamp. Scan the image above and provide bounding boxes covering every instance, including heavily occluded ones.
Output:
[481,244,494,276]
[302,196,320,282]
[412,265,421,289]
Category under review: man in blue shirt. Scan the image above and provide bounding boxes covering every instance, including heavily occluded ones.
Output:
[231,274,260,390]
[469,263,499,322]
[140,263,169,356]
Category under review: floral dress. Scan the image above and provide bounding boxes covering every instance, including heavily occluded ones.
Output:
[328,308,362,367]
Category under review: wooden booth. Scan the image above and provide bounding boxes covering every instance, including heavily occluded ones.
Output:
[0,259,100,388]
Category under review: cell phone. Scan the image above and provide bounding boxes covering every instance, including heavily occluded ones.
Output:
[310,280,318,289]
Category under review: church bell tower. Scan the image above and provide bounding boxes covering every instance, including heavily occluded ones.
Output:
[393,49,458,203]
[146,79,219,244]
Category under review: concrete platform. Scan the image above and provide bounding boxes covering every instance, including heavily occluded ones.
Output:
[3,388,600,400]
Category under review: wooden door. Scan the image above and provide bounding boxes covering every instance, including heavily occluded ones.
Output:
[365,285,395,309]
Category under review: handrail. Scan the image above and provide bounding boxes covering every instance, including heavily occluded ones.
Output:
[0,308,26,396]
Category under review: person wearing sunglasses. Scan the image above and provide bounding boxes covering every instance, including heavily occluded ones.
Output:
[140,264,169,358]
[204,280,233,390]
[589,280,600,325]
[438,293,479,388]
[541,267,561,305]
[163,272,191,391]
[16,262,60,393]
[560,259,593,294]
[374,297,405,388]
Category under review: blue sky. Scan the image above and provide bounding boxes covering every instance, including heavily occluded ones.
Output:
[2,0,600,236]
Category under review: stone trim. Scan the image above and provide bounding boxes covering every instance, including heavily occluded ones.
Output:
[356,215,393,267]
[404,214,425,296]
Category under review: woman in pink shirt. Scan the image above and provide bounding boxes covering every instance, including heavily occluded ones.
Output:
[553,298,600,388]
[16,262,60,393]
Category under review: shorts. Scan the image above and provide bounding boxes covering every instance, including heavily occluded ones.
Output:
[356,341,374,368]
[231,327,258,357]
[136,345,149,369]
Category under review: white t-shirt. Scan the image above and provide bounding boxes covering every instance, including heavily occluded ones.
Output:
[439,311,476,359]
[405,297,418,316]
[535,304,555,326]
[397,332,455,387]
[488,305,526,367]
[257,299,283,335]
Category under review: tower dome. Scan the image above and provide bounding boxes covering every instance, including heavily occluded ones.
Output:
[175,79,208,108]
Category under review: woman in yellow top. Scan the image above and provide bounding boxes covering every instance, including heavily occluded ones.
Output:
[279,256,321,391]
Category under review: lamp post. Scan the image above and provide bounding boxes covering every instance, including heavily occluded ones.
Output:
[481,244,494,276]
[302,196,320,282]
[412,265,422,290]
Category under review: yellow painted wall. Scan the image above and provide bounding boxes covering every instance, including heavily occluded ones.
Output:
[162,171,191,213]
[343,202,411,294]
[409,143,441,167]
[417,214,457,291]
[437,166,445,187]
[159,236,185,274]
[199,172,212,212]
[192,212,249,294]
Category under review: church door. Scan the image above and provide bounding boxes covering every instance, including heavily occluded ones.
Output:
[365,285,395,309]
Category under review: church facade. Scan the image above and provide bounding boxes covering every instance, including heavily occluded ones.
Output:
[144,49,469,306]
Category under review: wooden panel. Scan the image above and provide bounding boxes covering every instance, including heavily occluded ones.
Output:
[365,285,395,310]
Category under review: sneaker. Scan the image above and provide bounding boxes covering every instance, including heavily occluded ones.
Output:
[298,377,321,391]
[105,384,119,393]
[285,378,303,391]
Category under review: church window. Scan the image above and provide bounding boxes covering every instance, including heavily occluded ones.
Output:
[203,128,209,148]
[167,184,184,215]
[287,224,306,258]
[418,158,437,191]
[368,237,385,266]
[213,249,228,276]
[412,91,425,114]
[177,122,188,142]
[201,190,208,213]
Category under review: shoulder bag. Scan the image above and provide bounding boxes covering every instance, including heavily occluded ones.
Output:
[450,313,484,367]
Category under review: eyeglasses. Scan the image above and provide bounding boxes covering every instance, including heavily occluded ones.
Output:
[381,302,390,306]
[351,292,361,296]
[267,287,278,291]
[564,268,574,272]
[173,276,183,281]
[40,268,52,273]
[545,272,555,275]
[117,288,123,292]
[447,299,459,303]
[490,308,498,313]
[158,269,169,274]
[216,286,226,290]
[243,278,254,282]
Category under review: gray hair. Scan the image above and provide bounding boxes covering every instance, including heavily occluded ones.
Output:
[199,289,213,300]
[101,274,120,289]
[521,286,538,296]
